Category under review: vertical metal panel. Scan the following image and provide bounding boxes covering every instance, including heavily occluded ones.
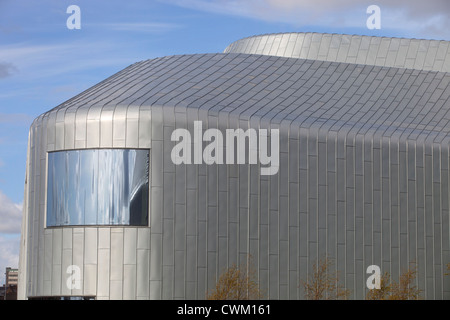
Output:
[61,228,72,296]
[136,248,150,298]
[151,187,163,232]
[139,105,151,148]
[43,230,52,296]
[124,228,137,265]
[110,280,123,300]
[150,233,162,281]
[51,264,62,296]
[162,265,174,299]
[149,280,161,299]
[100,108,114,148]
[113,106,126,147]
[46,112,56,151]
[126,117,139,148]
[72,229,84,296]
[137,228,150,249]
[84,264,97,296]
[86,119,100,148]
[84,228,97,265]
[186,235,197,283]
[55,119,65,150]
[97,236,111,297]
[110,228,124,282]
[75,108,87,149]
[292,33,305,58]
[186,189,197,236]
[137,227,151,297]
[51,228,62,295]
[64,111,75,150]
[174,250,185,298]
[197,267,206,300]
[123,264,136,300]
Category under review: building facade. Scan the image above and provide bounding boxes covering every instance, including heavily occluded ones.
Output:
[1,267,18,300]
[19,33,450,299]
[6,267,18,287]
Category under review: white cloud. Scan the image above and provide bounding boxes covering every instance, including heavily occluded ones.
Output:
[0,190,22,234]
[0,234,20,285]
[0,190,22,285]
[165,0,450,39]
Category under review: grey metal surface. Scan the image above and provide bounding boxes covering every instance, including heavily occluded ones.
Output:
[224,32,450,72]
[19,34,450,300]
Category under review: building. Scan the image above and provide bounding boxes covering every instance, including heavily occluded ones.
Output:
[19,32,450,300]
[5,267,18,287]
[1,267,18,300]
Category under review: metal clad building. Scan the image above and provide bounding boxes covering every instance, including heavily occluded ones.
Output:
[19,33,450,300]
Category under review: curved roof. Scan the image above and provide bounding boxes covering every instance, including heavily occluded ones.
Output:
[224,32,450,72]
[38,52,450,144]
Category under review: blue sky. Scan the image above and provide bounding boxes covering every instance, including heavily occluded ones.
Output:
[0,0,449,285]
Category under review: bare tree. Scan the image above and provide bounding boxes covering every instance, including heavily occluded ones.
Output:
[300,256,350,300]
[206,258,264,300]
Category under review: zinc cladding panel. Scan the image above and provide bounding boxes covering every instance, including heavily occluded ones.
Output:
[27,51,450,300]
[100,107,114,148]
[75,107,88,147]
[226,33,450,72]
[60,229,73,296]
[307,33,322,60]
[46,112,56,151]
[292,33,306,58]
[71,230,84,296]
[64,111,76,150]
[113,105,127,147]
[50,228,62,295]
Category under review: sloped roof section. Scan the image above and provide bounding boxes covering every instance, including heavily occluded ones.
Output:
[41,52,450,143]
[224,32,450,72]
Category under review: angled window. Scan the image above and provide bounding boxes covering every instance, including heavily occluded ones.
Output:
[46,149,149,227]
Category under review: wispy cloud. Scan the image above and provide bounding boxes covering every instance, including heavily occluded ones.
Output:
[0,190,22,234]
[0,41,137,82]
[0,61,17,79]
[165,0,450,39]
[94,22,182,33]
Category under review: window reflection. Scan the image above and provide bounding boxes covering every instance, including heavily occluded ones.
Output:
[47,149,149,227]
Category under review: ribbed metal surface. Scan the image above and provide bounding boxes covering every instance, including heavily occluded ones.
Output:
[19,47,450,299]
[224,32,450,72]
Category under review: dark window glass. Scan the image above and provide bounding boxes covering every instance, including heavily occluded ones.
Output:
[47,149,149,227]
